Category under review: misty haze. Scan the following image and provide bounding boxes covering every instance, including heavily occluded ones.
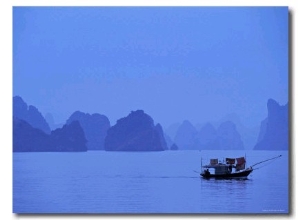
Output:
[13,6,289,214]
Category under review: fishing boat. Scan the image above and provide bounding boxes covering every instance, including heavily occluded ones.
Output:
[199,155,282,179]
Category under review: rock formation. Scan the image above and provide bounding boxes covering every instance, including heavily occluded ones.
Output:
[215,121,244,150]
[66,111,110,150]
[173,120,198,150]
[170,143,179,150]
[104,110,166,151]
[13,117,53,152]
[51,121,87,152]
[196,123,218,150]
[13,96,51,134]
[254,99,288,150]
[13,117,87,152]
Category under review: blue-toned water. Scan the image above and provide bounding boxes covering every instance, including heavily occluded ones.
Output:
[13,150,289,214]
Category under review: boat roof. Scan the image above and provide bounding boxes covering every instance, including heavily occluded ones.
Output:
[202,156,246,169]
[202,163,230,169]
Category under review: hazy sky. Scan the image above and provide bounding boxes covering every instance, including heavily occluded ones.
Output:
[13,6,288,128]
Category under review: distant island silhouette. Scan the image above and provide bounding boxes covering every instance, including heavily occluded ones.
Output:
[12,96,288,152]
[13,117,87,152]
[13,96,87,152]
[173,120,244,150]
[254,99,288,150]
[13,96,51,134]
[66,111,110,150]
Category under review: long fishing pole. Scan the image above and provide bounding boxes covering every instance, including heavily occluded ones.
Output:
[251,155,282,168]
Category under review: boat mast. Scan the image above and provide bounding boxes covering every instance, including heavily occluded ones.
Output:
[201,157,202,172]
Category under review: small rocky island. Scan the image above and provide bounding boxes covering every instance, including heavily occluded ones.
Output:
[104,110,167,151]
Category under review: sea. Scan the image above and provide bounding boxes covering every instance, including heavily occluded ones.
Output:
[13,150,289,214]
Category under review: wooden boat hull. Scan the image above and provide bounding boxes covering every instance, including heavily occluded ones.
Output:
[200,168,253,179]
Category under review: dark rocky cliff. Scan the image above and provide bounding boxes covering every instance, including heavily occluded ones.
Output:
[104,110,166,151]
[51,121,87,152]
[13,117,87,152]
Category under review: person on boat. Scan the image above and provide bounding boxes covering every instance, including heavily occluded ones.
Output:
[228,165,232,173]
[204,169,210,176]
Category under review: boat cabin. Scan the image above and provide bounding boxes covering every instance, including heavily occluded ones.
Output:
[201,156,249,178]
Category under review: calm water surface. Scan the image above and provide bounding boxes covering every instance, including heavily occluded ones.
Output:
[13,150,289,214]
